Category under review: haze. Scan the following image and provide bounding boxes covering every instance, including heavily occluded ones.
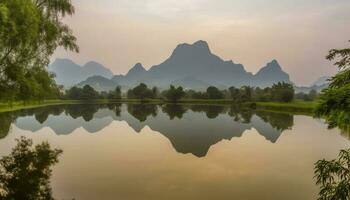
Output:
[53,0,350,85]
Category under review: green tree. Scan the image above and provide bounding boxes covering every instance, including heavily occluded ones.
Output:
[229,86,241,102]
[314,149,350,200]
[206,86,224,99]
[163,85,186,102]
[240,86,253,102]
[81,85,99,100]
[0,136,62,200]
[271,82,294,102]
[127,83,154,100]
[65,86,82,99]
[316,41,350,131]
[108,86,122,99]
[308,89,318,101]
[0,0,78,101]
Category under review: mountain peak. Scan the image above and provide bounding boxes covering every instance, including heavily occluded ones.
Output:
[193,40,210,51]
[171,40,211,58]
[266,59,281,70]
[127,63,146,77]
[51,58,79,68]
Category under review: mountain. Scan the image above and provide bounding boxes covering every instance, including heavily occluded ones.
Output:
[49,58,114,87]
[294,76,330,93]
[254,60,291,87]
[73,40,291,91]
[110,40,291,90]
[312,76,330,87]
[76,76,117,92]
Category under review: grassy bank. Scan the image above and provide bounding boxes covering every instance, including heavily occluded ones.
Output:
[255,101,317,115]
[0,99,317,114]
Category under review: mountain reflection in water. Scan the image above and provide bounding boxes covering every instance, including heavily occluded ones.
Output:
[0,104,293,157]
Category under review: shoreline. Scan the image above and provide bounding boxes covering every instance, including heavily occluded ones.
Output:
[0,99,316,114]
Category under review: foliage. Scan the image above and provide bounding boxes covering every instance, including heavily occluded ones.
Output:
[107,86,122,99]
[0,136,62,200]
[228,86,241,102]
[295,89,318,101]
[270,82,294,102]
[316,41,350,132]
[0,0,78,101]
[314,149,350,200]
[206,86,224,99]
[163,85,186,102]
[127,83,155,100]
[65,85,99,100]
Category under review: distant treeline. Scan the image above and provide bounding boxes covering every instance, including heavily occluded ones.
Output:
[64,82,319,103]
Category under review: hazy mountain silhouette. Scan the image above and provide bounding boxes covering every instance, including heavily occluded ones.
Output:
[74,40,291,91]
[254,60,291,87]
[312,76,330,87]
[294,76,330,93]
[6,104,294,157]
[49,58,114,87]
[77,76,116,91]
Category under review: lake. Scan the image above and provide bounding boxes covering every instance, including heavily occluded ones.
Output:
[0,103,349,200]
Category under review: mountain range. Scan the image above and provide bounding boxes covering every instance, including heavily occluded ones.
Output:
[49,58,114,87]
[49,40,324,91]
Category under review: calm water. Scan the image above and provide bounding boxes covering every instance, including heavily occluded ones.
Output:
[0,103,349,200]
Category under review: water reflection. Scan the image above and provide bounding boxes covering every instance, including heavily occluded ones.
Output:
[1,104,294,157]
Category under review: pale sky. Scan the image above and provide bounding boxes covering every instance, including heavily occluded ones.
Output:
[53,0,350,86]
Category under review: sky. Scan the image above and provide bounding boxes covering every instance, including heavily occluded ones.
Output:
[53,0,350,86]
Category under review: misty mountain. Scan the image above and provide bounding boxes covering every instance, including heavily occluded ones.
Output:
[294,76,330,93]
[73,40,291,91]
[49,58,114,87]
[254,60,290,87]
[311,76,330,87]
[111,40,290,90]
[76,76,116,92]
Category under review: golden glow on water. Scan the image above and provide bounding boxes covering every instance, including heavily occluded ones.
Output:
[0,106,349,200]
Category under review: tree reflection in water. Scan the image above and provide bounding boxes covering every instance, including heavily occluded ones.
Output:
[0,103,297,157]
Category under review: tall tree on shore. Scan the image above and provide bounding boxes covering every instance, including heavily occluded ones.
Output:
[314,41,350,200]
[316,41,350,131]
[163,85,186,102]
[0,0,78,101]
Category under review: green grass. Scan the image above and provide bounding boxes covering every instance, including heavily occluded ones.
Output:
[0,99,124,113]
[0,99,317,114]
[255,100,317,115]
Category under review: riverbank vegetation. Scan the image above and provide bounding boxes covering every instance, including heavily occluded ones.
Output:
[314,41,350,199]
[64,82,304,103]
[0,0,78,102]
[0,137,62,199]
[315,41,350,132]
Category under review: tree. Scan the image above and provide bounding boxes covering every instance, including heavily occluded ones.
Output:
[316,41,350,131]
[271,82,294,102]
[240,86,253,102]
[127,83,154,100]
[308,89,318,101]
[152,87,159,99]
[0,0,78,101]
[65,85,99,100]
[229,86,241,102]
[108,86,122,99]
[0,137,62,200]
[163,85,186,102]
[65,86,82,99]
[206,86,224,99]
[81,85,99,100]
[314,149,350,200]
